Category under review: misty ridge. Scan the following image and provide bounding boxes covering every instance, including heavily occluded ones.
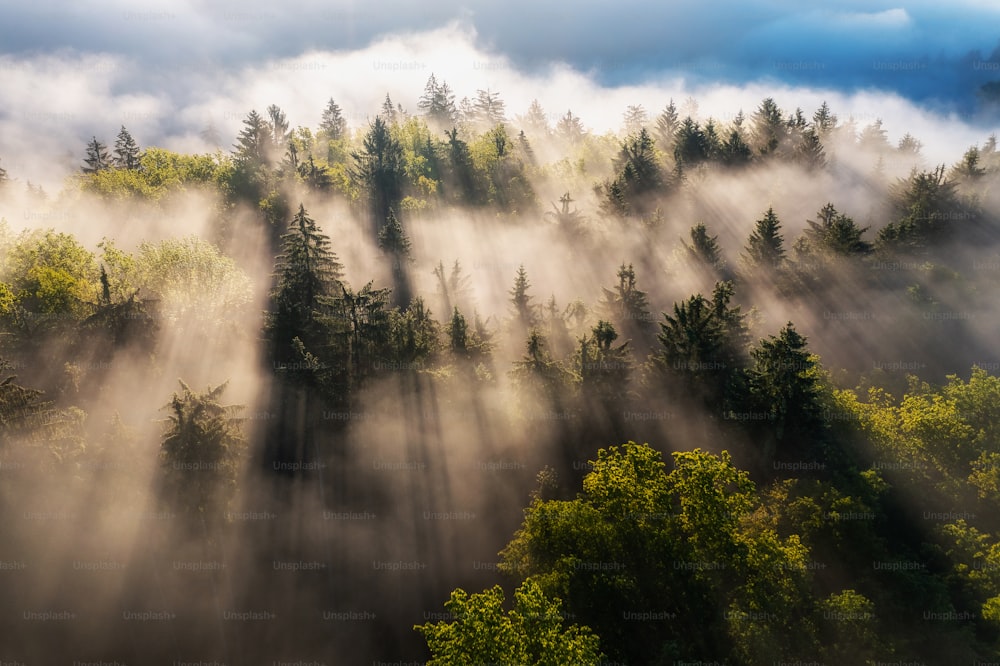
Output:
[2,71,1000,666]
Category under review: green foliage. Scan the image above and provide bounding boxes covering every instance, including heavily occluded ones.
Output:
[127,236,251,322]
[878,165,966,253]
[353,116,405,238]
[415,578,603,666]
[0,229,99,332]
[747,323,827,466]
[501,443,823,663]
[266,204,344,362]
[600,128,664,219]
[159,380,246,524]
[653,281,749,408]
[742,207,786,273]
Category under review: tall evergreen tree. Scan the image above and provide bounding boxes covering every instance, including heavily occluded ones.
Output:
[654,99,680,152]
[622,104,648,136]
[82,136,111,173]
[684,223,728,278]
[418,73,457,128]
[112,126,141,170]
[523,99,549,136]
[472,89,506,127]
[747,323,825,467]
[319,98,347,141]
[378,208,413,307]
[233,109,272,168]
[509,265,539,333]
[597,263,654,350]
[380,93,401,124]
[353,116,405,241]
[673,117,711,167]
[654,281,749,409]
[159,380,246,527]
[802,203,872,256]
[601,128,663,219]
[266,204,344,363]
[812,101,837,135]
[555,110,586,144]
[742,207,786,273]
[750,98,787,157]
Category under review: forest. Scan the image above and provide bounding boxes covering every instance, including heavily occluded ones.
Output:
[2,76,1000,665]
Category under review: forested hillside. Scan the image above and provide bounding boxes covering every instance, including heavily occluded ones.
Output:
[2,80,1000,664]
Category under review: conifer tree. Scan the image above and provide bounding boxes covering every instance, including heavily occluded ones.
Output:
[319,98,347,141]
[742,207,786,272]
[654,99,680,152]
[112,126,141,170]
[353,116,405,240]
[82,136,111,173]
[159,380,246,526]
[509,265,539,334]
[418,74,457,128]
[266,204,344,362]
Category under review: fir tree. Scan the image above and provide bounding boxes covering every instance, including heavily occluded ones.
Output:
[509,265,539,332]
[319,98,347,140]
[112,126,141,170]
[352,116,405,241]
[418,74,457,128]
[742,207,786,272]
[82,136,111,173]
[654,99,680,151]
[266,204,344,362]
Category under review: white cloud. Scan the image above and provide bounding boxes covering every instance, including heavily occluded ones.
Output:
[0,23,988,191]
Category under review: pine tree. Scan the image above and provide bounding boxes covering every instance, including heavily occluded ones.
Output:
[233,109,272,168]
[654,281,749,408]
[654,99,680,151]
[598,263,653,349]
[524,99,549,136]
[684,223,727,276]
[748,323,825,467]
[159,380,246,526]
[112,126,141,170]
[380,93,403,124]
[434,260,472,316]
[622,105,648,136]
[377,208,411,257]
[720,129,753,167]
[803,203,872,256]
[82,136,111,173]
[673,117,708,167]
[473,89,506,126]
[794,127,826,171]
[448,307,468,355]
[267,104,290,149]
[812,101,837,135]
[418,74,457,128]
[266,204,344,362]
[601,128,663,218]
[509,265,539,332]
[319,98,347,140]
[859,119,891,153]
[442,128,479,205]
[0,157,7,186]
[751,98,786,156]
[897,133,922,155]
[555,110,585,143]
[352,116,405,241]
[953,146,986,180]
[742,207,786,272]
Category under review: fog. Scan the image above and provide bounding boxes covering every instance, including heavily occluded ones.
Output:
[1,25,1000,664]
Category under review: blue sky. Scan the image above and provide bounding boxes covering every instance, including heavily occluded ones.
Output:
[2,0,998,117]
